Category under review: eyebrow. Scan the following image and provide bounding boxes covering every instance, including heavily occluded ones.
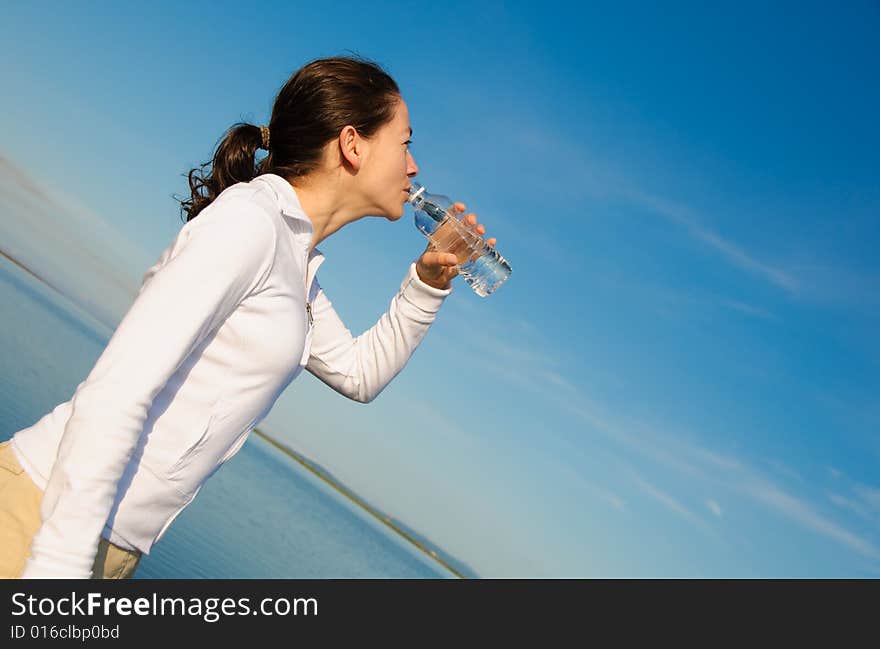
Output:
[408,127,413,136]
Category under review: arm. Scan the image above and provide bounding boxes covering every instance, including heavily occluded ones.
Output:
[21,199,277,578]
[305,262,452,403]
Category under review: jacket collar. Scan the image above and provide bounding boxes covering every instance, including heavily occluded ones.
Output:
[254,173,325,277]
[254,173,314,235]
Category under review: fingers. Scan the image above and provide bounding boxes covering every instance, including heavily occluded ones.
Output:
[466,216,484,233]
[456,205,496,247]
[463,213,490,243]
[464,213,485,233]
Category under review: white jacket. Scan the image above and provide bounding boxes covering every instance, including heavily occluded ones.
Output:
[12,173,452,578]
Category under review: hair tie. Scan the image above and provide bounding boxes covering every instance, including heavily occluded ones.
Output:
[259,125,271,150]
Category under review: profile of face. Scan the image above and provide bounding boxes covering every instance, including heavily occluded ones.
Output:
[355,98,419,220]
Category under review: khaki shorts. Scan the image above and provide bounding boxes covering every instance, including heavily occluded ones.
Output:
[0,440,142,579]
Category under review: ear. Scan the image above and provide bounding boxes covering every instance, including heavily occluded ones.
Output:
[337,125,362,170]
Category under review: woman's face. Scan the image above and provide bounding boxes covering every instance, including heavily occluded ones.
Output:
[359,98,419,220]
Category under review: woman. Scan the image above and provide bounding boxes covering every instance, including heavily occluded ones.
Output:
[0,56,495,579]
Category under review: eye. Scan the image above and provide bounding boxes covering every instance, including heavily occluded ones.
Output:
[404,140,412,147]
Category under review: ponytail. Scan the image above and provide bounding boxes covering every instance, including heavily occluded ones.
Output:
[180,122,266,222]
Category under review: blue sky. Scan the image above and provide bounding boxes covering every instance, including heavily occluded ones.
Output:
[2,1,879,576]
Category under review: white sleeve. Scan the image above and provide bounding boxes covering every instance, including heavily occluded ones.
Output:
[305,262,452,403]
[21,199,277,579]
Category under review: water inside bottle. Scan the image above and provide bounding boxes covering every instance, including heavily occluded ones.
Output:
[428,215,511,297]
[428,217,482,267]
[465,247,512,297]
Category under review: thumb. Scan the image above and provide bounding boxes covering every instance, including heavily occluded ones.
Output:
[423,251,458,267]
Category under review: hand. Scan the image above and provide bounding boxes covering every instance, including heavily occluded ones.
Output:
[415,202,497,290]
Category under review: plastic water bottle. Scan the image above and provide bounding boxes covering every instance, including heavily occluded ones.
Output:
[406,182,512,297]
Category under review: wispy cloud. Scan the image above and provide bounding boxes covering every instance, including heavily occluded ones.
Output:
[581,395,880,561]
[827,492,872,521]
[592,273,783,335]
[761,458,804,485]
[632,190,800,293]
[706,499,723,518]
[815,393,880,457]
[779,262,880,312]
[854,484,880,511]
[551,461,628,513]
[630,471,706,527]
[628,190,880,313]
[745,479,879,560]
[716,298,779,322]
[827,470,880,523]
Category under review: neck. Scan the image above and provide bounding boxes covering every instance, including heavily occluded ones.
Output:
[290,170,366,254]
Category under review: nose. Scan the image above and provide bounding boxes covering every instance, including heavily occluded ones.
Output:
[406,150,419,177]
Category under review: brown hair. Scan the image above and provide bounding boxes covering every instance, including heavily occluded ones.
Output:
[179,56,400,221]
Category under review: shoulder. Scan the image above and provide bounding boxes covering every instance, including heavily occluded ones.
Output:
[189,183,280,256]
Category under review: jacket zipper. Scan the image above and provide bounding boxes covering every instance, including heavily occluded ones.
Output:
[304,250,314,327]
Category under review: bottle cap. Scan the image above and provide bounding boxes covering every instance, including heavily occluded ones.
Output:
[407,182,426,204]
